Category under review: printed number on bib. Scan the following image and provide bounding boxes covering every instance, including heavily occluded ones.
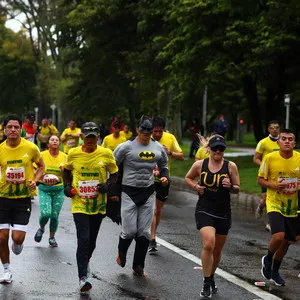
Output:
[43,174,59,186]
[78,180,99,199]
[67,139,76,147]
[278,177,297,194]
[6,167,25,184]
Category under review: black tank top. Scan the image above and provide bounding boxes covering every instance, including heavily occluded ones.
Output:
[196,158,231,217]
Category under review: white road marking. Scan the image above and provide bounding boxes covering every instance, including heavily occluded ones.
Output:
[156,237,282,300]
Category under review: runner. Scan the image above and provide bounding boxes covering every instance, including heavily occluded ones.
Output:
[258,129,300,286]
[149,116,184,252]
[38,118,58,151]
[33,135,67,247]
[195,134,210,161]
[102,120,127,151]
[114,115,169,276]
[185,134,240,298]
[63,122,118,293]
[0,114,44,284]
[120,124,133,140]
[253,120,280,231]
[60,120,81,154]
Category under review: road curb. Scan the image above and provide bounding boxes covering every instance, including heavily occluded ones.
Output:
[170,176,260,213]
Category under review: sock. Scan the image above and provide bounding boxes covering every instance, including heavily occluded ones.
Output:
[265,250,274,262]
[272,259,282,274]
[3,263,10,270]
[204,276,212,283]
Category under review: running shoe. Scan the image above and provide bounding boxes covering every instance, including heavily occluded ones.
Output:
[211,279,218,294]
[148,239,158,253]
[79,276,92,292]
[271,272,286,286]
[49,237,58,247]
[11,242,23,255]
[0,269,12,284]
[255,204,264,219]
[133,265,145,276]
[265,223,271,232]
[261,255,272,280]
[200,282,212,299]
[34,228,44,242]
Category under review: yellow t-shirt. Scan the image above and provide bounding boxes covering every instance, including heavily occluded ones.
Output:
[49,124,59,135]
[255,136,279,160]
[195,147,210,160]
[0,138,41,198]
[258,151,300,217]
[64,145,118,215]
[60,127,81,153]
[40,150,67,186]
[102,134,127,152]
[120,130,133,140]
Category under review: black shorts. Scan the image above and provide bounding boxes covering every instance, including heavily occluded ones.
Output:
[195,211,231,235]
[0,197,31,226]
[155,181,170,202]
[268,212,299,242]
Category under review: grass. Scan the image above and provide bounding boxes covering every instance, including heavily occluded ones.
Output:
[173,140,260,195]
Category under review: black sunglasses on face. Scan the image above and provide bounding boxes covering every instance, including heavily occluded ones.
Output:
[83,127,98,131]
[211,146,226,152]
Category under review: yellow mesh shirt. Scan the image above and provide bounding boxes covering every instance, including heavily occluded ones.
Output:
[259,151,300,217]
[0,138,41,198]
[102,134,127,152]
[64,145,118,215]
[60,127,81,153]
[255,136,280,160]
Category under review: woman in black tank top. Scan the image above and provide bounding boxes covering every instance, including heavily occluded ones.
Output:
[185,135,240,298]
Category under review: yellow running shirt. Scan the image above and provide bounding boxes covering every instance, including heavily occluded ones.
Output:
[120,130,133,140]
[102,134,127,152]
[40,150,67,186]
[195,147,210,160]
[64,145,118,215]
[258,151,300,217]
[0,138,41,198]
[60,127,81,153]
[255,136,279,159]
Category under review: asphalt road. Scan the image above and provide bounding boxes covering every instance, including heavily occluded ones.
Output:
[0,187,299,300]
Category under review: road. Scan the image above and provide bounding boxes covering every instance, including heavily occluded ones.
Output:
[0,186,299,300]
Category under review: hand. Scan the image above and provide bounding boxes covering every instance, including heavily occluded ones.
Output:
[28,180,37,192]
[64,186,76,198]
[194,184,206,195]
[160,177,168,186]
[98,183,109,193]
[222,176,232,189]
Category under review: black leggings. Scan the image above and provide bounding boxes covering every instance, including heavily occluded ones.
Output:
[73,213,104,278]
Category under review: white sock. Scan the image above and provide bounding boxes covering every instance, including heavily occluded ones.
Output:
[3,263,10,270]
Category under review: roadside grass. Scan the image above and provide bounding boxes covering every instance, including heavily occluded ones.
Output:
[175,140,260,195]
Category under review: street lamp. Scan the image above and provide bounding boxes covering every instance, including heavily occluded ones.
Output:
[34,107,39,123]
[50,104,56,126]
[284,94,290,129]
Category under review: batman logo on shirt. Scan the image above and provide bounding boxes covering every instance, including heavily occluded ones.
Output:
[139,151,156,160]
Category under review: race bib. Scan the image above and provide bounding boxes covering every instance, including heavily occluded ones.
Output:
[278,177,297,194]
[78,180,99,199]
[43,174,59,186]
[6,167,26,184]
[67,139,76,147]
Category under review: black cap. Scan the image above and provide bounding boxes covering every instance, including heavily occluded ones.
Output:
[26,111,35,121]
[81,122,100,137]
[208,135,226,148]
[138,115,153,134]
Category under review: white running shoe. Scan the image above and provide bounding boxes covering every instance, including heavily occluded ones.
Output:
[0,269,13,284]
[79,276,92,292]
[11,242,23,255]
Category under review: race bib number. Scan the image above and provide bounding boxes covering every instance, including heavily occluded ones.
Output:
[278,177,297,194]
[6,167,26,184]
[67,139,76,147]
[43,174,59,186]
[78,180,99,199]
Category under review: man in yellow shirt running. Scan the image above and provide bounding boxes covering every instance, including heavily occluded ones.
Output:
[258,129,300,286]
[102,120,127,152]
[60,120,81,154]
[149,116,184,252]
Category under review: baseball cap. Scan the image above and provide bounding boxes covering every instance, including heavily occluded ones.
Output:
[138,115,153,134]
[26,111,35,121]
[81,122,100,137]
[208,135,226,148]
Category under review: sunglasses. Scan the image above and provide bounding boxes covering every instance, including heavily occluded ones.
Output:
[269,126,280,130]
[211,146,226,152]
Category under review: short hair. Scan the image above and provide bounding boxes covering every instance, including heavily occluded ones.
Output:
[279,129,295,139]
[268,120,279,126]
[152,116,166,128]
[3,114,22,127]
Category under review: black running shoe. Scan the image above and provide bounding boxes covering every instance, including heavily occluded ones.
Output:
[200,282,212,299]
[211,280,218,294]
[148,239,158,253]
[271,272,286,286]
[261,255,272,280]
